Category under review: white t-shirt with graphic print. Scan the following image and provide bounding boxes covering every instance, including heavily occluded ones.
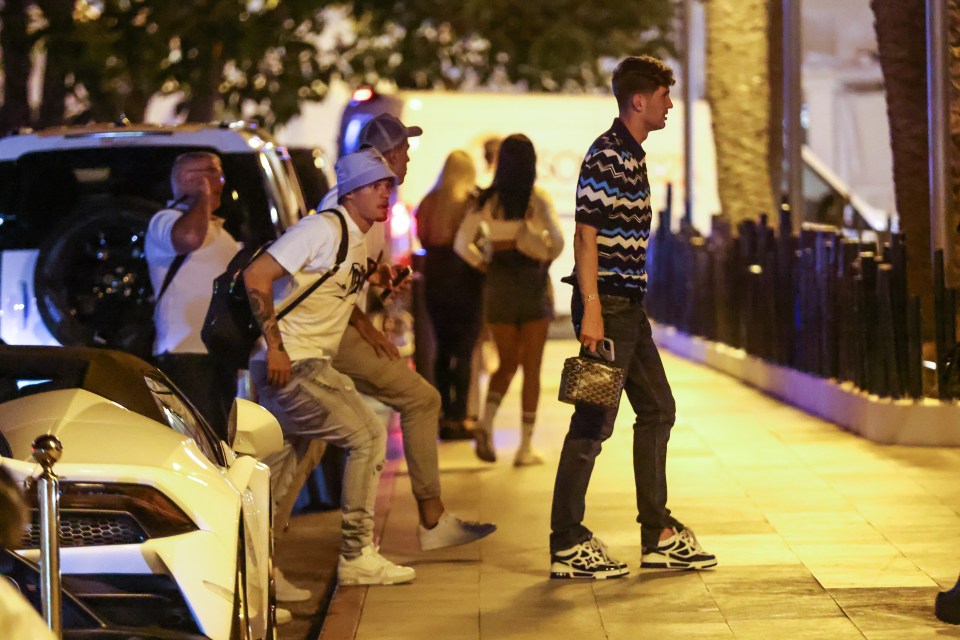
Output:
[250,207,368,362]
[318,185,388,312]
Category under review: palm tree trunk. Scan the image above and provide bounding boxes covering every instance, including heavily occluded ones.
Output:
[870,0,933,339]
[35,0,75,127]
[185,41,224,123]
[767,1,784,206]
[949,0,960,259]
[705,0,778,224]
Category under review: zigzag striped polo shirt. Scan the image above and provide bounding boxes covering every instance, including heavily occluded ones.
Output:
[570,118,652,300]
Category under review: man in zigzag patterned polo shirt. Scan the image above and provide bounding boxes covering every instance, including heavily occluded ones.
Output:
[549,55,717,579]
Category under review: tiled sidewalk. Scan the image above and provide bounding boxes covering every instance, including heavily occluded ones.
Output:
[328,339,960,639]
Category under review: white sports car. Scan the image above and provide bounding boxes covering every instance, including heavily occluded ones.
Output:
[0,345,283,640]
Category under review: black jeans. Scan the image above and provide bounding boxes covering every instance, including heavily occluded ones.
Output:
[550,291,682,552]
[154,352,236,442]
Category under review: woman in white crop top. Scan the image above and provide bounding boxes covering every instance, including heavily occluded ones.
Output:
[460,134,564,466]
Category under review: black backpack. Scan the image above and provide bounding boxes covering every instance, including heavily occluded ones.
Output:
[200,209,348,371]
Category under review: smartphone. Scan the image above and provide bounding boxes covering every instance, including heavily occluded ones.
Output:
[586,338,616,362]
[597,338,616,362]
[379,266,412,302]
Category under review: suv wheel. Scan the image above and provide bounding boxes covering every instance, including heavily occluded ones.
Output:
[34,195,160,357]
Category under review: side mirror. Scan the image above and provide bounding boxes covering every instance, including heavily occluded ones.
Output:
[229,398,283,460]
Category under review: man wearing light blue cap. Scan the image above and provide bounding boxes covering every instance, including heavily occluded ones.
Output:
[244,148,417,585]
[320,114,498,553]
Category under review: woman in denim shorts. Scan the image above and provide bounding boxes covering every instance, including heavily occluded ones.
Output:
[456,134,564,466]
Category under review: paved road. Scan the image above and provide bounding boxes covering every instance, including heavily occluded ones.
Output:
[325,338,960,639]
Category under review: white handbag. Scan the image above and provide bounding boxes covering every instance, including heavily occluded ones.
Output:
[516,217,554,262]
[453,210,491,270]
[515,199,562,262]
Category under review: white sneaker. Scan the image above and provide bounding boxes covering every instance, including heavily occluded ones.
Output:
[474,429,496,463]
[338,545,416,585]
[640,527,717,570]
[550,536,630,580]
[276,607,292,625]
[418,512,497,551]
[513,447,544,467]
[275,567,311,602]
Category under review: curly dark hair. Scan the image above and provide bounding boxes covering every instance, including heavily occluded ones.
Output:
[478,134,536,221]
[612,56,676,111]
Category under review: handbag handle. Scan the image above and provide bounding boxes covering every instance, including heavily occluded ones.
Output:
[584,338,616,363]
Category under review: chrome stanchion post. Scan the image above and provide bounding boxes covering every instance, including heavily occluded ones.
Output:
[32,434,63,637]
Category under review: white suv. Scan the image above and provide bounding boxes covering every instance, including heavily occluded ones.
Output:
[0,122,306,351]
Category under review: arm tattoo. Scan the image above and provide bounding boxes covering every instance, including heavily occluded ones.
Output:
[247,287,286,352]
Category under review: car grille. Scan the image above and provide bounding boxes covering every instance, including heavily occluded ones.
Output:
[21,511,148,549]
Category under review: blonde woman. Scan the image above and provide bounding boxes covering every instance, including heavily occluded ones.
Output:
[417,150,485,440]
[455,134,564,465]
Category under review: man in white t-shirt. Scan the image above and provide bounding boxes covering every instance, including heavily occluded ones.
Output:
[145,152,239,441]
[147,152,305,609]
[318,113,497,551]
[243,148,415,585]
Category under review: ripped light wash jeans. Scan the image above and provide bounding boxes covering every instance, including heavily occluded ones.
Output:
[251,358,386,559]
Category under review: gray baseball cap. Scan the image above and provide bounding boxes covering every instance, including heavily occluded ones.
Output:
[359,113,423,153]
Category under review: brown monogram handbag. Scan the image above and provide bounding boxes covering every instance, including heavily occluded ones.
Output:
[558,339,625,410]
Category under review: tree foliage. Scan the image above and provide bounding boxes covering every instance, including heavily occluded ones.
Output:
[66,0,335,126]
[0,0,679,131]
[351,0,678,91]
[1,0,340,128]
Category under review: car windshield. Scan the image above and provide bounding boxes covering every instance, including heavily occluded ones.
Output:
[288,147,333,212]
[0,147,289,250]
[143,375,223,465]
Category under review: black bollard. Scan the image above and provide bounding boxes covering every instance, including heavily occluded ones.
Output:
[936,574,960,624]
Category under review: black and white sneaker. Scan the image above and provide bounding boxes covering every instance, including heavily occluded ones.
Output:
[550,536,630,580]
[640,527,717,570]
